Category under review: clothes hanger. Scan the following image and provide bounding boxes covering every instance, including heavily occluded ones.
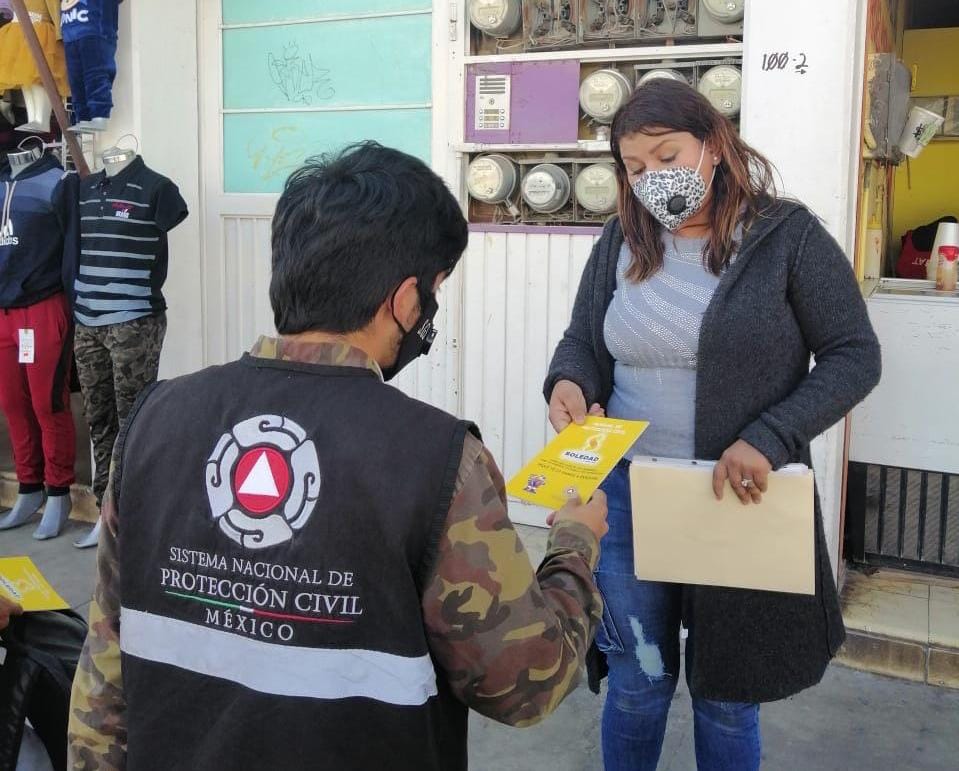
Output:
[7,136,44,178]
[101,133,139,176]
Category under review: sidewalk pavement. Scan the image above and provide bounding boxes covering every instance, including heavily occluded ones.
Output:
[4,519,958,771]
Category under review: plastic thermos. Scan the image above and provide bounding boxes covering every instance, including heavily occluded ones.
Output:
[928,221,959,280]
[936,245,959,292]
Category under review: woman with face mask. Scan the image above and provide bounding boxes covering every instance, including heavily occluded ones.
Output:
[545,79,881,770]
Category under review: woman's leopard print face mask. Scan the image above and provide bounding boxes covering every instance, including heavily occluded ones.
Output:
[631,143,715,232]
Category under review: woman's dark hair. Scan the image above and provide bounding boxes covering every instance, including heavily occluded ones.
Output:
[270,141,468,334]
[610,78,777,281]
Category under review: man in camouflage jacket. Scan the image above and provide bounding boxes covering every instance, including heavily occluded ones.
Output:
[68,143,607,770]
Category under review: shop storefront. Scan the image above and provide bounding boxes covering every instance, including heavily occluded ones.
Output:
[847,0,959,579]
[3,2,871,579]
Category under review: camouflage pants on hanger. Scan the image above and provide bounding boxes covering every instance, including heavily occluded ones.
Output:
[74,313,166,506]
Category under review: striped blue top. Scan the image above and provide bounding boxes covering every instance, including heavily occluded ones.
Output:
[604,234,726,460]
[76,157,188,326]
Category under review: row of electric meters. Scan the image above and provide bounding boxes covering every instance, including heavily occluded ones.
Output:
[469,0,745,50]
[580,61,741,125]
[467,155,620,216]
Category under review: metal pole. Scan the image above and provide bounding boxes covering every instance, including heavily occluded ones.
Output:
[9,0,91,178]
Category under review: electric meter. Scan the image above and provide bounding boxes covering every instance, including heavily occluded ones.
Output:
[579,69,632,124]
[522,164,571,214]
[638,69,687,87]
[466,154,518,204]
[701,0,745,23]
[646,0,698,37]
[575,163,618,214]
[468,0,523,37]
[698,65,742,117]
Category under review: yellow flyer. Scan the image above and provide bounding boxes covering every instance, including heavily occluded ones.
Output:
[0,556,69,612]
[506,417,649,510]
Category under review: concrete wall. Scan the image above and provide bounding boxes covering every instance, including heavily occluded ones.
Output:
[741,0,868,576]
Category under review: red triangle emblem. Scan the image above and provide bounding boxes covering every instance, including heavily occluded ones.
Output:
[234,448,291,514]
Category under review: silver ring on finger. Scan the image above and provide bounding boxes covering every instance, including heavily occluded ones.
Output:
[741,478,754,489]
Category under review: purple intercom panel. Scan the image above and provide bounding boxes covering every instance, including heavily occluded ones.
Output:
[465,60,581,145]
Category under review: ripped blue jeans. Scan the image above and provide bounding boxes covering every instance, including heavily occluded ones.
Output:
[596,465,760,771]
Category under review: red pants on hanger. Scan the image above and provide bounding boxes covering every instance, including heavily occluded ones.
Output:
[0,293,76,488]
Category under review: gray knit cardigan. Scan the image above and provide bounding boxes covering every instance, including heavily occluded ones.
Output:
[545,199,882,702]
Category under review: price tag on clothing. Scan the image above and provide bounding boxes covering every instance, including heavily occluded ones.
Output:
[18,329,35,364]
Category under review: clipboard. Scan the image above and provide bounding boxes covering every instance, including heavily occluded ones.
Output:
[629,457,815,595]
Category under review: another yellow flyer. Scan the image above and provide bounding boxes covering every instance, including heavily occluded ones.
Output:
[0,556,69,612]
[506,417,649,510]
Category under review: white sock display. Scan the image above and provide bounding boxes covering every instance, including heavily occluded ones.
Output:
[0,491,45,530]
[15,84,52,133]
[74,516,102,549]
[34,494,72,540]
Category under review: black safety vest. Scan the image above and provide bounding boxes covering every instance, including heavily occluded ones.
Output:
[116,354,474,770]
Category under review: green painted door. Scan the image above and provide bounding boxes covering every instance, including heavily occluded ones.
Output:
[221,1,433,193]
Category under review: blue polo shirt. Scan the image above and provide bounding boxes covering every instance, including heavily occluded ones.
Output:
[74,156,188,327]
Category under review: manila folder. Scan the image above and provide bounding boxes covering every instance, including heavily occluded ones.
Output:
[629,458,814,595]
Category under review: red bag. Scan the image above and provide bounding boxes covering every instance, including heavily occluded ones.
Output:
[897,216,958,279]
[896,230,929,278]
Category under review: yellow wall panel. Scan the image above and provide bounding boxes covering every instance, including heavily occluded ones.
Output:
[901,28,959,96]
[892,143,959,242]
[891,28,959,256]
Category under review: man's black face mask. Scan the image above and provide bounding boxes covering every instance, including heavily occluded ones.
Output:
[381,290,439,382]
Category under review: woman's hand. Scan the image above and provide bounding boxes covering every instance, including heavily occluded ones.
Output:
[548,380,604,433]
[712,439,772,505]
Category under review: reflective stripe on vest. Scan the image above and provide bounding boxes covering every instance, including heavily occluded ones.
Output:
[120,607,438,706]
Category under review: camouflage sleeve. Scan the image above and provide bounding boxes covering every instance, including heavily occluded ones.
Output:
[68,468,127,770]
[422,434,602,727]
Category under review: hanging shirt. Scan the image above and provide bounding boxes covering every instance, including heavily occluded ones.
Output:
[73,156,188,327]
[60,0,119,43]
[0,154,79,308]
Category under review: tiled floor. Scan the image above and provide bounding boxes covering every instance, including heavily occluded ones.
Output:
[839,567,959,688]
[841,568,959,648]
[930,585,959,648]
